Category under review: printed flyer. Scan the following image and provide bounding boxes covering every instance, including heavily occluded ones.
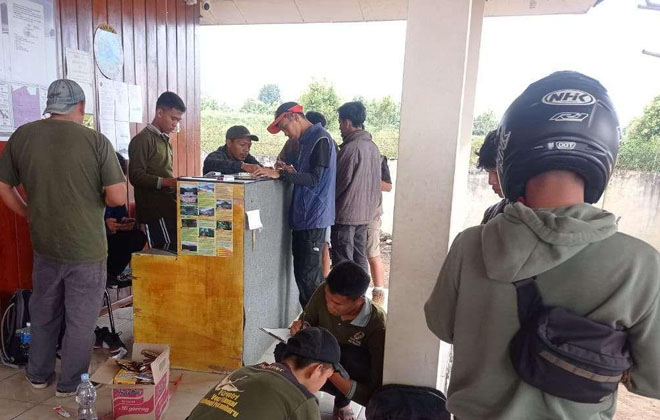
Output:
[179,181,234,257]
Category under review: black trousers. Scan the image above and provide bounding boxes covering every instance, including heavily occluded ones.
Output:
[107,230,148,276]
[292,228,326,308]
[331,224,369,275]
[321,344,371,408]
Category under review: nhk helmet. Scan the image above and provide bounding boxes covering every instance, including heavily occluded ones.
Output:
[496,71,621,203]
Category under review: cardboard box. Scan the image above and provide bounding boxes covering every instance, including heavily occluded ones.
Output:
[91,344,170,420]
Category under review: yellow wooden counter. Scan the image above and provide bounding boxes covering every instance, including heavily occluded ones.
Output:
[132,179,298,372]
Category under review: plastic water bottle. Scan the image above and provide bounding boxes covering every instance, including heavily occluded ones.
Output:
[19,322,31,359]
[76,373,98,420]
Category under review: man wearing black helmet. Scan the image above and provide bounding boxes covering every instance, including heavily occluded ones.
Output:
[424,71,660,419]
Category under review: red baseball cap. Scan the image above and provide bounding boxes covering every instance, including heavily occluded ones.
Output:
[267,102,304,134]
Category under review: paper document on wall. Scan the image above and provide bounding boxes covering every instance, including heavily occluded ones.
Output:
[97,79,116,120]
[128,84,143,123]
[78,82,95,114]
[65,48,94,84]
[259,328,291,343]
[8,0,48,86]
[114,81,129,122]
[99,118,116,145]
[115,121,130,158]
[11,84,40,128]
[0,83,13,132]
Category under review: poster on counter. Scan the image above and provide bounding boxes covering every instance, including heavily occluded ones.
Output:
[179,181,234,257]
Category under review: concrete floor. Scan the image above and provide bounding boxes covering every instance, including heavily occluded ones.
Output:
[0,306,371,420]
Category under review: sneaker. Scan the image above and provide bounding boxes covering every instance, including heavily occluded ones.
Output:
[94,327,109,349]
[25,375,49,389]
[116,274,133,288]
[104,331,127,356]
[372,288,386,306]
[55,389,77,398]
[56,381,102,398]
[106,275,120,289]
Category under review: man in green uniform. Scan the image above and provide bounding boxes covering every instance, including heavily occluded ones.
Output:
[290,261,386,420]
[128,91,185,248]
[186,327,345,420]
[202,125,262,175]
[0,79,126,396]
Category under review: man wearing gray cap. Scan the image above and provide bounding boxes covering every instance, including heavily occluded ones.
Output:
[0,79,126,397]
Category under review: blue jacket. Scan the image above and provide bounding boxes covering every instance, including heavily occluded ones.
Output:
[290,124,337,231]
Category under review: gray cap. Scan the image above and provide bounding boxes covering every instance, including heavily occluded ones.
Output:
[43,79,85,115]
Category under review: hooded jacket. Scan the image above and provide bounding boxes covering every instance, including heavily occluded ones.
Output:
[425,203,660,420]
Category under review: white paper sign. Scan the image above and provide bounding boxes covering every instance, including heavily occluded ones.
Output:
[65,48,94,84]
[246,210,263,231]
[114,81,129,122]
[78,82,95,114]
[99,118,116,145]
[115,121,131,158]
[8,0,47,86]
[0,83,13,132]
[128,84,143,123]
[97,79,115,121]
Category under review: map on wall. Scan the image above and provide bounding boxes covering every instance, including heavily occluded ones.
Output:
[94,26,123,81]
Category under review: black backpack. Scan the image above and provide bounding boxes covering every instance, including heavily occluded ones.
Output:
[1,289,32,366]
[510,277,632,403]
[366,384,451,420]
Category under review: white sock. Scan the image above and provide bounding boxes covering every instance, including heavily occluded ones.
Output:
[373,286,384,292]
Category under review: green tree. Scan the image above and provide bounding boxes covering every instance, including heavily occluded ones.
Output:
[367,96,399,129]
[472,110,499,136]
[626,95,660,142]
[258,84,281,105]
[616,95,660,172]
[240,98,271,114]
[201,96,219,111]
[299,80,341,131]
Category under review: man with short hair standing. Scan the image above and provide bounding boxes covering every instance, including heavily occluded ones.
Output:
[333,101,381,275]
[202,125,262,175]
[129,91,185,248]
[0,79,126,396]
[254,102,337,308]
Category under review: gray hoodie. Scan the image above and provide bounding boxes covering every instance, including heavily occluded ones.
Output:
[425,203,660,420]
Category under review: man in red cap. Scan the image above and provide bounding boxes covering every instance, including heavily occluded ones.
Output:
[254,102,337,308]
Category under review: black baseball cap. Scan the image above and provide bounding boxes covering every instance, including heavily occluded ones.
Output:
[226,125,259,141]
[267,102,304,134]
[284,327,349,379]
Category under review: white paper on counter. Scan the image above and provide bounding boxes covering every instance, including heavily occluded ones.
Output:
[246,210,263,231]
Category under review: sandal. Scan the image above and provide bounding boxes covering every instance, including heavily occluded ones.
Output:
[333,404,356,420]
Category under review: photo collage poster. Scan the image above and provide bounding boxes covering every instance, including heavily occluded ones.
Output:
[179,181,234,257]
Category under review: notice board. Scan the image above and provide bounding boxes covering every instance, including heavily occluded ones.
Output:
[0,0,58,140]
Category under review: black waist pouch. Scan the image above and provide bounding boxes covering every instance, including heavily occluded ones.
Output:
[509,277,632,403]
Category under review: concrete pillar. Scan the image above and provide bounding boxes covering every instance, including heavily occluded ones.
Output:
[383,0,485,388]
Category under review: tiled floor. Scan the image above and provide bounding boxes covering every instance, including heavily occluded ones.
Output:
[1,305,371,420]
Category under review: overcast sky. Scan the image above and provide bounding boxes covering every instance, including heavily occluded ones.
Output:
[200,1,660,126]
